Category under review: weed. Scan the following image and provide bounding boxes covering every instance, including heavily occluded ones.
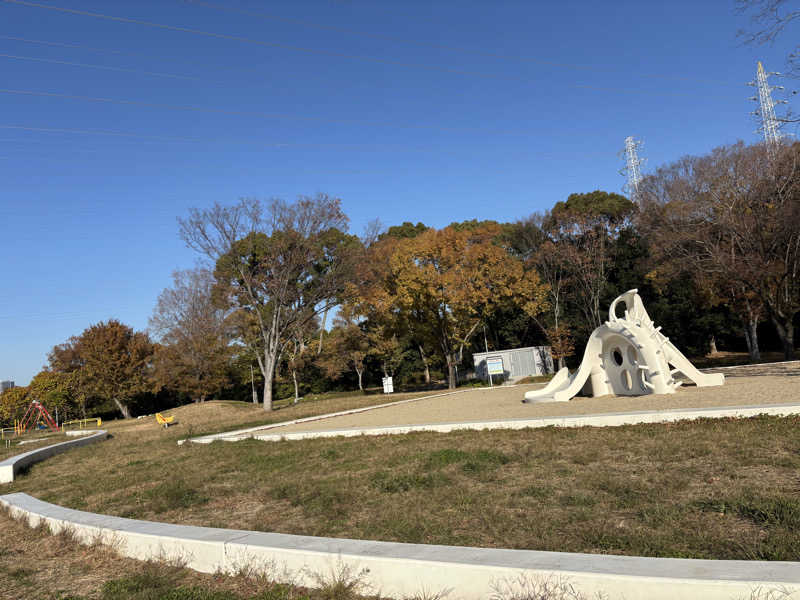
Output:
[490,573,603,600]
[370,471,449,493]
[146,479,209,513]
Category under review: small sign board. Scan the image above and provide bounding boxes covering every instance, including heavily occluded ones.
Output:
[382,376,394,394]
[486,356,504,376]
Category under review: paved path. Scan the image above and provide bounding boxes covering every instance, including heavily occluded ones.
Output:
[269,374,800,434]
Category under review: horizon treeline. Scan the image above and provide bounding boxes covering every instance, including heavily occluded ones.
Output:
[2,140,798,423]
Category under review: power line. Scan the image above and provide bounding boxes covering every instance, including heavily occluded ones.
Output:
[0,34,136,56]
[0,123,466,152]
[0,33,269,76]
[1,0,719,98]
[0,88,531,136]
[0,52,201,80]
[0,124,615,160]
[183,0,738,87]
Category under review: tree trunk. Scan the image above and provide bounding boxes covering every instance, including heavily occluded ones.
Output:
[446,356,456,390]
[262,373,273,410]
[771,314,796,361]
[744,319,761,361]
[708,335,718,355]
[419,345,430,384]
[558,357,566,370]
[112,398,131,419]
[292,369,299,404]
[356,368,364,392]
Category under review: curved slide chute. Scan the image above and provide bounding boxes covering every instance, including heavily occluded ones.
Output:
[524,289,724,404]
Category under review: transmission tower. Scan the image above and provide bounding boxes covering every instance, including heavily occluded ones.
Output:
[620,136,645,203]
[747,61,787,150]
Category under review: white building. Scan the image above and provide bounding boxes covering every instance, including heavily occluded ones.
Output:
[0,380,15,394]
[472,346,553,381]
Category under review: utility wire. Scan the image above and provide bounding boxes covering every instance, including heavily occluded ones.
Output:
[183,0,738,87]
[0,52,202,80]
[0,124,473,152]
[0,88,531,136]
[0,33,269,75]
[0,34,137,56]
[1,0,714,97]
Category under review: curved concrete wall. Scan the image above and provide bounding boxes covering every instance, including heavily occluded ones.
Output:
[0,430,108,484]
[1,492,799,600]
[251,403,800,443]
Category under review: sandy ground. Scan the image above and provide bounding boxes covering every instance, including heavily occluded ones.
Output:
[270,375,800,433]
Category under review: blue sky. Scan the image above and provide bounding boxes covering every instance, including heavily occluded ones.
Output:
[0,0,793,385]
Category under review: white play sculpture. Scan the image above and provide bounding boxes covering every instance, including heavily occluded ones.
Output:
[524,289,724,404]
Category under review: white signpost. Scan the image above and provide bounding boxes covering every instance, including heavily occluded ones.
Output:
[486,356,503,387]
[382,376,394,394]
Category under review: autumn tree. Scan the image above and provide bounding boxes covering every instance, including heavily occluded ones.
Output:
[149,268,232,403]
[639,142,800,359]
[371,224,549,389]
[179,195,362,410]
[0,386,29,427]
[65,320,154,419]
[317,308,369,392]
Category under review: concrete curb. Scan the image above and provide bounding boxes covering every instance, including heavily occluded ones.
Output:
[1,492,799,600]
[247,403,800,442]
[0,430,109,484]
[181,385,535,445]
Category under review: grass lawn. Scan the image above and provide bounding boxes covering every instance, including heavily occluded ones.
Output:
[5,399,800,561]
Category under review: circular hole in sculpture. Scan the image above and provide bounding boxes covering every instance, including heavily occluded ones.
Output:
[626,346,638,365]
[612,348,624,366]
[621,370,633,391]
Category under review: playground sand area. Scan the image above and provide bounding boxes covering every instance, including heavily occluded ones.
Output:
[269,374,800,435]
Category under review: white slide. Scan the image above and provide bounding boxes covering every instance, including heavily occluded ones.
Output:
[523,289,724,404]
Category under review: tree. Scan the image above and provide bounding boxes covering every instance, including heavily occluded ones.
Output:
[150,268,232,403]
[317,309,370,392]
[738,1,800,78]
[548,191,636,331]
[28,370,75,422]
[639,142,800,359]
[372,224,549,389]
[509,213,574,367]
[279,316,319,403]
[0,386,29,427]
[76,320,154,418]
[179,195,362,410]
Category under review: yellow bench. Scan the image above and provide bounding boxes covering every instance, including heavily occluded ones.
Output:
[155,413,175,428]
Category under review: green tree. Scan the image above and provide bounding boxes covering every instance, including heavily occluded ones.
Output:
[179,195,362,410]
[28,370,75,422]
[0,386,29,427]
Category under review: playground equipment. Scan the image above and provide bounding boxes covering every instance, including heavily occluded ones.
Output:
[16,400,60,433]
[155,413,175,428]
[523,289,725,404]
[61,418,102,430]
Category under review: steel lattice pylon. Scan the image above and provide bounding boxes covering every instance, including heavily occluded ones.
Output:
[620,136,645,203]
[748,61,786,151]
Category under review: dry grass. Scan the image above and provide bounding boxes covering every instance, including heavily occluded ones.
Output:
[105,392,445,441]
[0,503,393,599]
[6,392,800,560]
